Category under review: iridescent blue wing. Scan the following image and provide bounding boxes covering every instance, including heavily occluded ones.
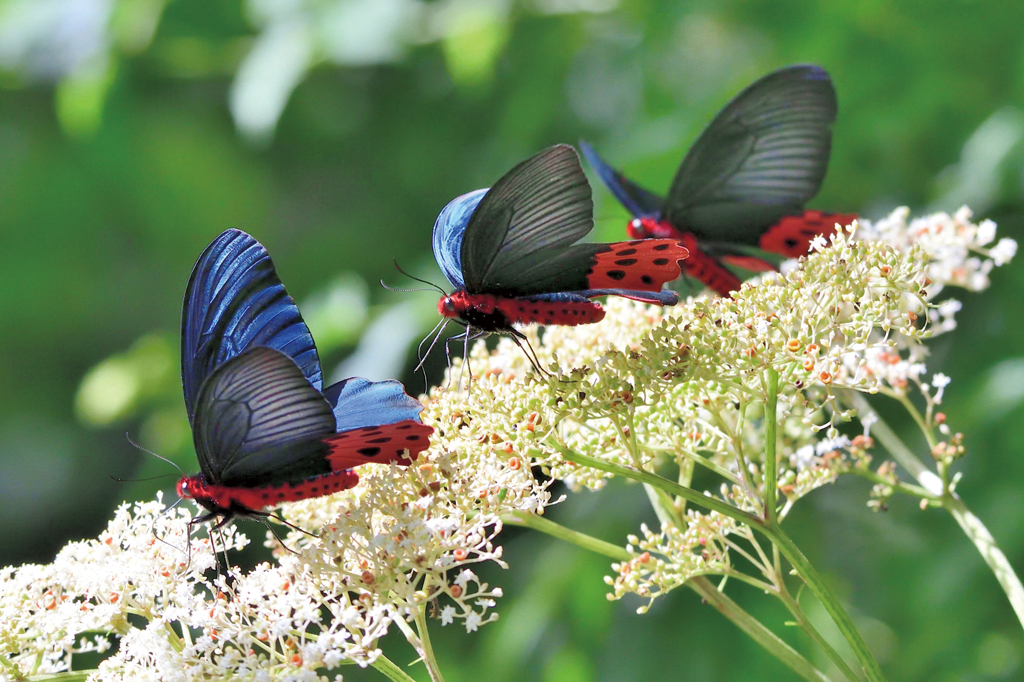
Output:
[182,229,322,423]
[191,347,336,487]
[579,140,665,219]
[458,145,595,294]
[431,188,487,290]
[665,65,838,244]
[322,377,426,431]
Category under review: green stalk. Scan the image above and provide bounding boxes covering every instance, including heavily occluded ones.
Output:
[504,511,628,559]
[846,391,1024,630]
[504,512,833,682]
[776,583,863,682]
[372,654,420,682]
[556,445,886,682]
[413,605,446,682]
[552,444,763,527]
[760,526,884,682]
[22,674,91,682]
[764,369,780,524]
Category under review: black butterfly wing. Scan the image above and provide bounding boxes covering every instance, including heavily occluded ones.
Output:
[191,347,336,489]
[579,140,665,219]
[459,144,596,296]
[665,65,838,244]
[182,229,322,423]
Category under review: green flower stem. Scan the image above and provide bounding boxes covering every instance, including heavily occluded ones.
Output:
[761,525,884,682]
[372,653,420,682]
[847,391,1024,631]
[687,578,833,682]
[847,467,935,499]
[553,444,763,527]
[22,675,91,682]
[504,511,833,682]
[504,510,630,560]
[557,445,886,682]
[776,582,863,682]
[944,496,1024,629]
[413,605,446,682]
[764,368,780,524]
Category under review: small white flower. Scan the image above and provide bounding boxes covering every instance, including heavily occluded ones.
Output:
[454,569,476,588]
[815,436,851,456]
[977,219,997,245]
[791,445,816,471]
[931,372,951,403]
[439,606,456,626]
[464,612,483,633]
[992,238,1018,265]
[860,412,878,438]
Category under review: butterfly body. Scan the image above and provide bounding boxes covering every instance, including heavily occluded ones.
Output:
[582,65,856,297]
[439,291,606,331]
[430,145,687,344]
[179,229,432,525]
[176,469,360,518]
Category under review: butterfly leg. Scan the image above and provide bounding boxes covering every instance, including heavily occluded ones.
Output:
[414,318,451,392]
[444,326,486,391]
[508,329,549,378]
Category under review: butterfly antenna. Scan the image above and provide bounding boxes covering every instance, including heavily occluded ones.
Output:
[125,433,184,476]
[383,259,447,296]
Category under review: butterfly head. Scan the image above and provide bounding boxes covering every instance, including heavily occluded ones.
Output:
[176,474,203,501]
[437,291,497,319]
[437,294,458,318]
[627,217,680,241]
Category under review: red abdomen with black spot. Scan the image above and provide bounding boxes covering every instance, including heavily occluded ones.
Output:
[439,291,605,332]
[177,469,360,515]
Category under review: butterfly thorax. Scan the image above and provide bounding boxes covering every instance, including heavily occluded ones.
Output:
[438,291,507,331]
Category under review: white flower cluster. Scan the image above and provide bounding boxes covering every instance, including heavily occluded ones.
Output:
[0,444,537,681]
[856,205,1017,294]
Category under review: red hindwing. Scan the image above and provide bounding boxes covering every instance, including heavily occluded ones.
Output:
[586,239,688,291]
[324,419,433,470]
[759,210,858,258]
[496,298,606,326]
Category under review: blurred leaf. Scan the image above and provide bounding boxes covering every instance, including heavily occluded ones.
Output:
[55,57,115,137]
[230,13,314,143]
[440,2,509,87]
[74,333,176,426]
[301,272,370,354]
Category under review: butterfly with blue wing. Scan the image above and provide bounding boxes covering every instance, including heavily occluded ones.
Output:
[581,65,857,297]
[427,145,688,370]
[176,229,432,527]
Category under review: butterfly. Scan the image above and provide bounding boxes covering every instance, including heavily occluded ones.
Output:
[427,144,689,366]
[580,64,857,297]
[176,229,433,527]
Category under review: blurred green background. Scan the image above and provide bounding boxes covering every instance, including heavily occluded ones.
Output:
[2,0,1024,679]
